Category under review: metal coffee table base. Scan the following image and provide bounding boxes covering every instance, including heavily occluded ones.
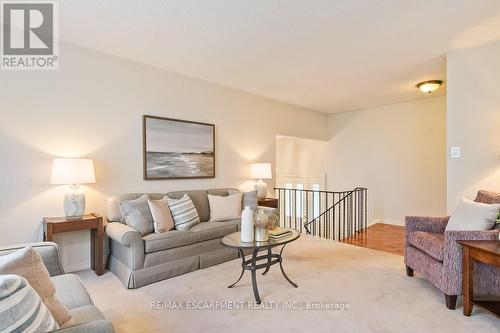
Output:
[228,245,298,304]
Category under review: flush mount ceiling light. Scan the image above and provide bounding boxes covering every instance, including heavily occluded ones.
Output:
[417,80,443,93]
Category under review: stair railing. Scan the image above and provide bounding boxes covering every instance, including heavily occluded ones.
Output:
[274,187,367,241]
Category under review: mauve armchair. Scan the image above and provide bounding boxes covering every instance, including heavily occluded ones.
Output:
[404,190,500,310]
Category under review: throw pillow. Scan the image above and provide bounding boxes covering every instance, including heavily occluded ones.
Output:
[0,275,59,333]
[228,189,258,211]
[167,194,200,230]
[445,197,500,231]
[148,197,175,233]
[208,192,244,222]
[120,194,154,235]
[474,190,500,204]
[0,247,72,326]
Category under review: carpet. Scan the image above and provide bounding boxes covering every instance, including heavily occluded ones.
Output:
[77,236,499,333]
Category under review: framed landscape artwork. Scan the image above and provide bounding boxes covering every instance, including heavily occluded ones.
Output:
[143,115,215,180]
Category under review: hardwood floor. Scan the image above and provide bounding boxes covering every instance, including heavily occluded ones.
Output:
[341,223,405,256]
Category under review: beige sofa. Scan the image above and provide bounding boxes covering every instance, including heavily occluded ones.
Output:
[105,188,275,288]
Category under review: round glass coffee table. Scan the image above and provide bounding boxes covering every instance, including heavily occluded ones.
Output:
[221,228,300,304]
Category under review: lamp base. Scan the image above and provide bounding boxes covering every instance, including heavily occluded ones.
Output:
[64,185,85,219]
[255,179,268,199]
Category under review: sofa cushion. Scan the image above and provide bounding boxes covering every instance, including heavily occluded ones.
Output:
[408,231,445,262]
[475,190,500,204]
[61,305,106,329]
[142,230,198,253]
[120,194,155,235]
[209,188,257,211]
[167,190,210,222]
[445,197,499,231]
[167,194,201,231]
[0,247,72,326]
[208,193,243,222]
[106,193,165,223]
[189,222,238,242]
[0,274,59,332]
[245,191,258,211]
[52,274,92,310]
[148,197,175,233]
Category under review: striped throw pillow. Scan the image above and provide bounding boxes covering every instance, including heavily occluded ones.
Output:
[167,194,200,230]
[0,275,59,333]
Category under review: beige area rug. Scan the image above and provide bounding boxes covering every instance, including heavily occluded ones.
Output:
[78,236,499,333]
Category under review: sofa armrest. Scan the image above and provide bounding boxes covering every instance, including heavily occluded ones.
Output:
[105,222,144,270]
[442,229,499,292]
[105,222,141,247]
[0,242,64,276]
[444,229,499,267]
[53,320,115,333]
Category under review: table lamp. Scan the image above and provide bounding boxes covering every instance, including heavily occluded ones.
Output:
[51,158,96,219]
[250,163,272,199]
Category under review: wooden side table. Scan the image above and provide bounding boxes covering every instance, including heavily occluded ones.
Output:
[458,240,500,318]
[43,213,104,276]
[258,197,279,209]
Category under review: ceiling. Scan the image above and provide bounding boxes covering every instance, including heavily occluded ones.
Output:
[60,0,500,113]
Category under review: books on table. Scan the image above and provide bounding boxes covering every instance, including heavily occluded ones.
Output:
[268,227,292,239]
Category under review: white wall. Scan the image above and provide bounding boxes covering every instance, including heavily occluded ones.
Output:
[447,40,500,212]
[327,97,447,225]
[0,42,327,271]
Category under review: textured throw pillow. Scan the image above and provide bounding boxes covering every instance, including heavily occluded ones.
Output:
[148,197,175,233]
[0,275,59,333]
[445,197,500,231]
[474,190,500,204]
[0,247,72,326]
[228,189,258,211]
[120,194,154,235]
[208,192,244,222]
[167,194,200,230]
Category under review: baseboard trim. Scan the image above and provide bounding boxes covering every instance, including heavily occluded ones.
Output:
[372,219,404,227]
[369,219,384,226]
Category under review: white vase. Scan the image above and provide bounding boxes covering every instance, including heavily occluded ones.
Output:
[241,206,254,242]
[254,209,269,242]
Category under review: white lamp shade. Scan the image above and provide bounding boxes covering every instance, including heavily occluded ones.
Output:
[250,163,272,179]
[51,158,96,185]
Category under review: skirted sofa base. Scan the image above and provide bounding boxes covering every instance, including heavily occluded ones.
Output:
[107,231,239,289]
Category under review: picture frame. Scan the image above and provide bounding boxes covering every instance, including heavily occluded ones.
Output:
[143,115,215,180]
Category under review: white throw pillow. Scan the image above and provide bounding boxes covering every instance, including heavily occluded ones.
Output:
[148,197,175,233]
[208,192,244,222]
[167,194,200,230]
[445,197,500,231]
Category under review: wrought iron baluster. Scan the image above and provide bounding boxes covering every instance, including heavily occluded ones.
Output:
[273,187,367,241]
